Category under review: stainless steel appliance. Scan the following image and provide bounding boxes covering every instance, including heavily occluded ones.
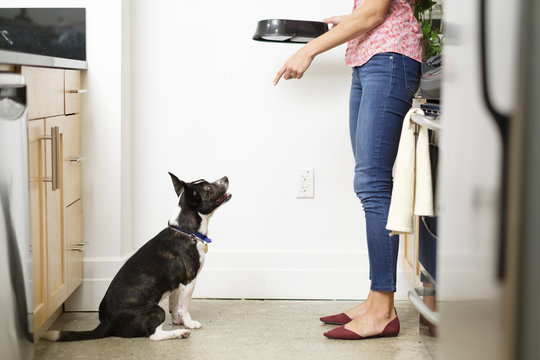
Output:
[0,73,34,360]
[439,0,539,358]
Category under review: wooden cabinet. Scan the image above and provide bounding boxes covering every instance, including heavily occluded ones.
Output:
[28,119,47,331]
[21,66,85,332]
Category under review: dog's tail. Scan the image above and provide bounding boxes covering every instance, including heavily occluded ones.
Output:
[42,321,111,342]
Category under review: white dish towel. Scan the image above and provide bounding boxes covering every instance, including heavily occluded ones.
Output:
[386,108,434,236]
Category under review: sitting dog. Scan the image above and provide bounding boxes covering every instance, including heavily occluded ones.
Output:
[43,173,231,341]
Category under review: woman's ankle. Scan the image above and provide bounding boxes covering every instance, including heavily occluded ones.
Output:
[366,290,395,318]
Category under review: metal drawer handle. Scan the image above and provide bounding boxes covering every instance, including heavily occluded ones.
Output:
[71,247,83,252]
[70,156,86,163]
[68,89,87,94]
[76,242,88,247]
[408,290,439,325]
[42,126,60,191]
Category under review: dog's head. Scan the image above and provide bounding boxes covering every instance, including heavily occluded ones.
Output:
[168,172,231,215]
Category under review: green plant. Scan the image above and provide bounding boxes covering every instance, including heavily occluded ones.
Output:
[414,0,443,60]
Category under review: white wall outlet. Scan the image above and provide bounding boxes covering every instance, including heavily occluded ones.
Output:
[297,168,314,198]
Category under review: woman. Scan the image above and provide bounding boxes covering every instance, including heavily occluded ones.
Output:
[274,0,423,340]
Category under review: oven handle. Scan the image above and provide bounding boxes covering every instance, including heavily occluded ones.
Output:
[408,290,439,326]
[479,0,510,281]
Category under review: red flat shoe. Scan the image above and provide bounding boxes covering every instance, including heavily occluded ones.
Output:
[320,313,352,325]
[323,315,400,340]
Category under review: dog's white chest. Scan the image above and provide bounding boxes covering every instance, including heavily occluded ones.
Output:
[196,241,206,266]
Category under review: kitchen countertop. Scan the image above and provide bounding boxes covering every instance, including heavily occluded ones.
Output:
[0,8,87,70]
[0,50,87,70]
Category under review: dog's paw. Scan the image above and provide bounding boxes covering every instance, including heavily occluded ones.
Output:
[171,316,183,326]
[183,320,201,329]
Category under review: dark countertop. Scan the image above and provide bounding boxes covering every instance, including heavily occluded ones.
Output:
[0,8,87,69]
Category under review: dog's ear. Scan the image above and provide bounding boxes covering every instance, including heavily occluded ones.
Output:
[184,185,202,207]
[168,172,185,197]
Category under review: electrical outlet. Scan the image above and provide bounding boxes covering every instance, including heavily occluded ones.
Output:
[297,168,314,198]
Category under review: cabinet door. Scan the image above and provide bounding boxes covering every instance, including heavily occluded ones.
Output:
[27,119,47,330]
[62,114,82,206]
[44,116,67,315]
[21,67,64,120]
[65,70,82,114]
[65,199,83,296]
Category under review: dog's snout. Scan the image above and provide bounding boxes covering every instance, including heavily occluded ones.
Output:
[218,176,229,187]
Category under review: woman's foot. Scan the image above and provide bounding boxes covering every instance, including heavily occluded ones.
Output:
[342,306,397,338]
[320,291,374,324]
[324,290,398,338]
[324,313,400,340]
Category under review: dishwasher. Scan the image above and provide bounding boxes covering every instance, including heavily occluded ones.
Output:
[0,73,34,360]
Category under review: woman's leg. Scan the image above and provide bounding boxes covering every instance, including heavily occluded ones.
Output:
[347,53,421,335]
[340,66,373,319]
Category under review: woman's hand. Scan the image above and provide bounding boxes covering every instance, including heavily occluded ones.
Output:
[323,15,347,29]
[273,47,315,86]
[273,15,347,86]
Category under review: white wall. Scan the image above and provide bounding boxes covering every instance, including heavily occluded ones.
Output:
[9,0,414,310]
[129,0,412,302]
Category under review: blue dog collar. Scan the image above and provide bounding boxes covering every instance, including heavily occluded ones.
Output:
[168,224,212,243]
[194,231,212,243]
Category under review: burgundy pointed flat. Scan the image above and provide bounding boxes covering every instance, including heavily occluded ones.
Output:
[320,313,352,325]
[323,315,400,340]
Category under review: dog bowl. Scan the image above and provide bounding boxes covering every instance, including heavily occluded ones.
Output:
[252,19,329,43]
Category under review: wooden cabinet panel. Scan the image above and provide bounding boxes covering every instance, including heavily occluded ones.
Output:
[61,115,82,206]
[21,67,64,120]
[65,199,83,296]
[44,116,67,315]
[28,119,48,330]
[65,70,82,114]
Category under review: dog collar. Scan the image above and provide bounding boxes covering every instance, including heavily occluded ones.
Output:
[168,224,212,243]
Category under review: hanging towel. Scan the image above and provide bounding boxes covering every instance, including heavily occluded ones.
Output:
[386,108,434,236]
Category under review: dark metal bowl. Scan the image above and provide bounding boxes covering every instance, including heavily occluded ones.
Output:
[253,19,329,43]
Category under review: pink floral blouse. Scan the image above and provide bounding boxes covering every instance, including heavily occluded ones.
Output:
[345,0,423,67]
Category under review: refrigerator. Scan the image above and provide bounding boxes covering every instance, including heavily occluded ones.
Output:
[438,0,539,358]
[0,73,34,359]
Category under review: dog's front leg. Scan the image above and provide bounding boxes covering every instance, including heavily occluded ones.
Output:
[169,289,183,325]
[175,279,200,329]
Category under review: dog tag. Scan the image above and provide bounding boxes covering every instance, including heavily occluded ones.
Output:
[204,243,208,253]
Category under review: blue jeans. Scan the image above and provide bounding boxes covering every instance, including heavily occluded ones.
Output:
[349,53,421,292]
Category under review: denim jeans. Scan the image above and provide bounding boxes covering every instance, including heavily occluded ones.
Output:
[349,52,421,292]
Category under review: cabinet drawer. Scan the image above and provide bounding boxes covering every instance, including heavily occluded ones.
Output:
[65,70,82,114]
[61,115,82,205]
[21,67,65,120]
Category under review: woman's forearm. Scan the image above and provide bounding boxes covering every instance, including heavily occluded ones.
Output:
[304,0,392,58]
[274,0,392,85]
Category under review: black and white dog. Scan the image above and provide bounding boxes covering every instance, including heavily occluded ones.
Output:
[43,173,231,341]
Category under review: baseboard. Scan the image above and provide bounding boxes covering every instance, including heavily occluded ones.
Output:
[64,250,414,311]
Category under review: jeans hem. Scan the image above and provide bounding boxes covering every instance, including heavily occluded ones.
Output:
[370,285,397,292]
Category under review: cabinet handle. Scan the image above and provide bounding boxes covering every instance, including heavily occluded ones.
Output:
[70,156,86,163]
[67,89,87,94]
[76,242,88,247]
[42,126,60,191]
[71,247,83,252]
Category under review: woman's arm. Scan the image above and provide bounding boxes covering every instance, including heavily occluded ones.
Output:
[274,0,393,85]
